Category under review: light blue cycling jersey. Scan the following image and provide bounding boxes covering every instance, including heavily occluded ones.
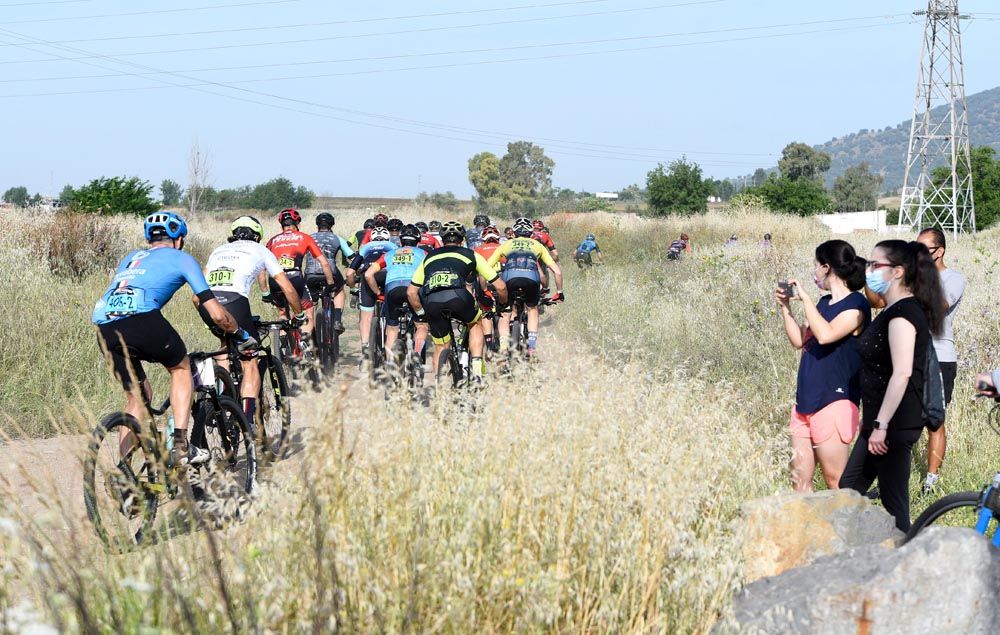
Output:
[360,239,397,262]
[576,239,600,254]
[92,247,211,325]
[382,246,426,291]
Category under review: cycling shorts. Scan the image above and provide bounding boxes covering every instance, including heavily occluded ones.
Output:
[306,270,345,298]
[97,310,187,391]
[422,288,480,344]
[197,290,254,337]
[575,250,592,264]
[790,400,859,445]
[360,268,387,312]
[505,276,541,308]
[268,272,313,311]
[384,285,425,328]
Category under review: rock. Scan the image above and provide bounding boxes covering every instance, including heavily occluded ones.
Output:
[740,489,903,583]
[721,527,1000,634]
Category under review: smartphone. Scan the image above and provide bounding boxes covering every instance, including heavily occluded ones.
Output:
[778,280,796,298]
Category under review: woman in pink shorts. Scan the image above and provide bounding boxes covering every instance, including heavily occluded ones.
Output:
[777,240,871,491]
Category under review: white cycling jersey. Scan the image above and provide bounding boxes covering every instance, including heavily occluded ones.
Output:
[204,240,284,298]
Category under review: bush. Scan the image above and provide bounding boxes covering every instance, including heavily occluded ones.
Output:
[577,197,613,212]
[68,176,160,216]
[35,211,129,280]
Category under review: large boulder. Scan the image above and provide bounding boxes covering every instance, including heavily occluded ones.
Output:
[740,489,903,582]
[722,527,1000,634]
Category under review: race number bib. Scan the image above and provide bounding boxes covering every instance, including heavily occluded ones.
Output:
[207,267,235,287]
[278,256,296,270]
[106,288,143,317]
[428,272,457,290]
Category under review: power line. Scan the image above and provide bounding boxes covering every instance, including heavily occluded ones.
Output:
[0,0,741,64]
[0,0,307,25]
[0,14,913,83]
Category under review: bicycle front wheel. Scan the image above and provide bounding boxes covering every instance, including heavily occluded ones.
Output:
[906,491,986,543]
[194,396,257,497]
[83,413,160,550]
[258,354,291,461]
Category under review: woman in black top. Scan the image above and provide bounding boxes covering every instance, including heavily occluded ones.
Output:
[839,240,945,532]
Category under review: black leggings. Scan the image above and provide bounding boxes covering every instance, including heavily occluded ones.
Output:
[839,427,923,532]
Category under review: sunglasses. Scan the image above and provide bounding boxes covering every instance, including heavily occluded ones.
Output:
[865,260,896,270]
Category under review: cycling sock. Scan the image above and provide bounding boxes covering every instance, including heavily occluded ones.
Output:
[334,308,343,322]
[527,331,538,350]
[484,334,493,348]
[241,397,257,423]
[471,356,484,377]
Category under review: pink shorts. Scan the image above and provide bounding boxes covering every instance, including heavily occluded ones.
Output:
[789,400,859,445]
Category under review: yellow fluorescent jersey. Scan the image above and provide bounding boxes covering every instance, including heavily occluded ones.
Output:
[410,245,498,292]
[487,237,555,280]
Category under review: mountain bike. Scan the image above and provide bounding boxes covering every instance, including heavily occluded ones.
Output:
[251,317,294,461]
[313,287,340,373]
[83,351,257,550]
[389,303,424,390]
[508,292,556,361]
[906,386,1000,543]
[368,295,387,384]
[262,297,320,390]
[437,316,471,388]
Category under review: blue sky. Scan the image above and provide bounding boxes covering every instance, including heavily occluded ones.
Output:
[0,0,997,198]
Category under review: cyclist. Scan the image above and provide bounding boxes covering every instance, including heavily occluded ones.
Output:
[428,220,443,244]
[346,225,397,362]
[387,218,404,246]
[407,221,508,382]
[504,226,515,241]
[667,233,691,261]
[475,226,503,351]
[487,218,564,358]
[466,214,491,250]
[93,212,244,466]
[264,208,335,344]
[364,224,428,361]
[574,233,603,267]
[531,220,559,261]
[199,216,302,426]
[306,212,353,334]
[350,218,374,253]
[418,221,443,252]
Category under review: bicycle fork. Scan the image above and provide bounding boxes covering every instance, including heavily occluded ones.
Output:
[976,473,1000,546]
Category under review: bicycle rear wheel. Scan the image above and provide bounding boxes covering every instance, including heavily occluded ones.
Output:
[906,491,987,542]
[83,413,160,550]
[258,354,291,461]
[193,396,257,498]
[213,364,239,402]
[369,309,385,383]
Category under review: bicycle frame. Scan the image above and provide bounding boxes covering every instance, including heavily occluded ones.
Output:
[973,474,1000,546]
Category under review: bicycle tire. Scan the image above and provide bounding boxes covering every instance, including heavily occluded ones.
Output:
[369,308,385,383]
[258,354,291,461]
[213,364,239,402]
[83,412,159,550]
[194,396,257,496]
[906,491,984,543]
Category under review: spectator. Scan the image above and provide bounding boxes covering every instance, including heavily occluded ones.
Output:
[840,240,945,532]
[776,240,870,491]
[916,227,966,493]
[724,234,738,247]
[761,233,773,248]
[667,233,692,261]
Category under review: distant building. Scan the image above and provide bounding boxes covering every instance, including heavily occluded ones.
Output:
[595,192,618,200]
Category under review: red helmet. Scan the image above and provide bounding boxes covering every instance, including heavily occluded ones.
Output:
[373,213,389,227]
[532,219,545,231]
[481,225,501,243]
[278,208,301,226]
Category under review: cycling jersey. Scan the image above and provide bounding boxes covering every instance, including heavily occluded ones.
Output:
[411,245,498,293]
[349,239,397,271]
[418,232,443,253]
[487,237,555,283]
[376,246,426,292]
[576,239,600,254]
[475,242,502,272]
[266,230,323,273]
[532,230,556,251]
[349,229,366,253]
[92,247,212,325]
[465,226,485,250]
[305,231,354,275]
[204,239,284,298]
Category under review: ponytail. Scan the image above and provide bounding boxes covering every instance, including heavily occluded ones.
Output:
[876,239,946,336]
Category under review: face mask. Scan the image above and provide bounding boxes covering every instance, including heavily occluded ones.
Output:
[866,270,891,295]
[813,267,828,290]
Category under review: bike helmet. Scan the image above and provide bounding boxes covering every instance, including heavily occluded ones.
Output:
[230,215,263,242]
[415,221,429,233]
[371,226,391,241]
[473,214,490,227]
[315,212,335,229]
[429,220,442,232]
[278,208,301,226]
[400,224,420,246]
[363,218,375,230]
[441,221,465,243]
[532,219,545,231]
[144,211,188,241]
[586,233,595,241]
[513,218,533,237]
[373,212,389,227]
[387,217,404,232]
[481,225,501,243]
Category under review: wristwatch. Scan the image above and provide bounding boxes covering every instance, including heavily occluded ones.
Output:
[873,420,888,431]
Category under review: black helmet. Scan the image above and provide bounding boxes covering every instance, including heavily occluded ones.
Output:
[415,221,429,233]
[429,220,442,232]
[400,224,420,246]
[316,212,335,229]
[387,218,404,232]
[363,218,375,230]
[441,221,465,243]
[473,214,490,227]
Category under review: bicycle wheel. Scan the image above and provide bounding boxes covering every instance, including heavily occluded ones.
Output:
[258,354,291,461]
[906,491,987,542]
[83,412,160,550]
[369,310,385,383]
[213,364,239,402]
[193,396,257,497]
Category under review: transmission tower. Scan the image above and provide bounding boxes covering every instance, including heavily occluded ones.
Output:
[898,0,975,235]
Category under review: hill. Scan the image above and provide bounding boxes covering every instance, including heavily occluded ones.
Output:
[814,85,1000,191]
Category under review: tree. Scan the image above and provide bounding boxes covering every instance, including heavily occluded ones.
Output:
[160,179,183,206]
[70,176,159,216]
[645,157,712,216]
[751,168,768,187]
[927,145,1000,230]
[577,197,613,212]
[245,177,314,210]
[468,141,555,210]
[59,184,76,204]
[617,184,644,202]
[832,162,883,212]
[713,179,736,202]
[778,142,832,182]
[2,186,29,208]
[468,151,504,205]
[747,175,831,216]
[187,141,211,216]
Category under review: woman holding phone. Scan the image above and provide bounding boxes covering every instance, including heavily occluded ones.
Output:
[839,240,945,532]
[777,240,870,491]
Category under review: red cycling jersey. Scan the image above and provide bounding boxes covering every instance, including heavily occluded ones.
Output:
[266,230,323,272]
[476,242,501,262]
[417,232,443,252]
[532,230,556,251]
